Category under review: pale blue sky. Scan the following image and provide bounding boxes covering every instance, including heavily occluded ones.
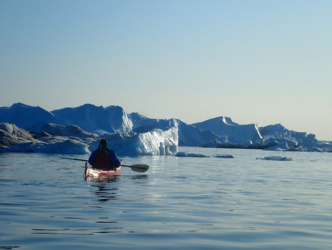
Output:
[1,0,331,140]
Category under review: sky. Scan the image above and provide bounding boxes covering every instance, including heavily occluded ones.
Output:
[1,0,331,140]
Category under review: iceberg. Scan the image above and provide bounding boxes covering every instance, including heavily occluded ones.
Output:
[0,123,39,147]
[259,124,319,151]
[88,127,178,156]
[0,103,133,134]
[0,103,331,153]
[52,104,133,133]
[130,112,178,132]
[177,120,219,146]
[0,103,58,131]
[0,122,178,156]
[193,116,262,145]
[129,113,217,146]
[264,142,291,151]
[0,122,90,154]
[36,123,98,139]
[9,138,90,154]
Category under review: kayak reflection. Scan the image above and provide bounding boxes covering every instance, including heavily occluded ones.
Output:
[91,184,119,202]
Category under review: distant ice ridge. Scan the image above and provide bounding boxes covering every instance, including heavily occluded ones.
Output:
[0,102,331,154]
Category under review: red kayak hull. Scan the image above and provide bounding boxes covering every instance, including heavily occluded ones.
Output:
[84,166,122,181]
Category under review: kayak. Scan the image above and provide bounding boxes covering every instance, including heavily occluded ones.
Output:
[84,164,122,181]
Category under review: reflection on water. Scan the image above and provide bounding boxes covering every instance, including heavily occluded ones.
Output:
[129,174,148,183]
[92,184,119,202]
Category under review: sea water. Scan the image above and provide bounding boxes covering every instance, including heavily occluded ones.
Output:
[1,147,332,249]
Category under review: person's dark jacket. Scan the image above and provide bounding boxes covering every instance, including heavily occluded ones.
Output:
[88,148,121,170]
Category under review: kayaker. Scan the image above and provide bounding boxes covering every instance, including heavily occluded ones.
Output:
[88,139,121,170]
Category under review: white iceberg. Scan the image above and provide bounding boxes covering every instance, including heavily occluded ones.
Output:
[259,124,318,151]
[89,127,179,156]
[0,122,178,156]
[1,103,331,153]
[193,116,262,145]
[52,104,133,133]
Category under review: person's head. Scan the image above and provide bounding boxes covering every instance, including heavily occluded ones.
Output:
[98,139,108,150]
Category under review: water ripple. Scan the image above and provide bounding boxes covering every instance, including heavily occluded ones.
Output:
[1,150,332,249]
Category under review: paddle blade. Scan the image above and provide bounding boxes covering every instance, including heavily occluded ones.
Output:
[125,164,149,172]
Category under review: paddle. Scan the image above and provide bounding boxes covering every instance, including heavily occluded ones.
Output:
[61,157,149,173]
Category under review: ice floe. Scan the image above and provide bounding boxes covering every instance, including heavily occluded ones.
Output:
[256,156,294,161]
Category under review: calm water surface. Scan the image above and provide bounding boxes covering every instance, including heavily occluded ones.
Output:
[1,147,332,249]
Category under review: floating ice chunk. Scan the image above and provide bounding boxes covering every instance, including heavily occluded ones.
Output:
[175,152,209,157]
[256,156,294,161]
[214,154,234,158]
